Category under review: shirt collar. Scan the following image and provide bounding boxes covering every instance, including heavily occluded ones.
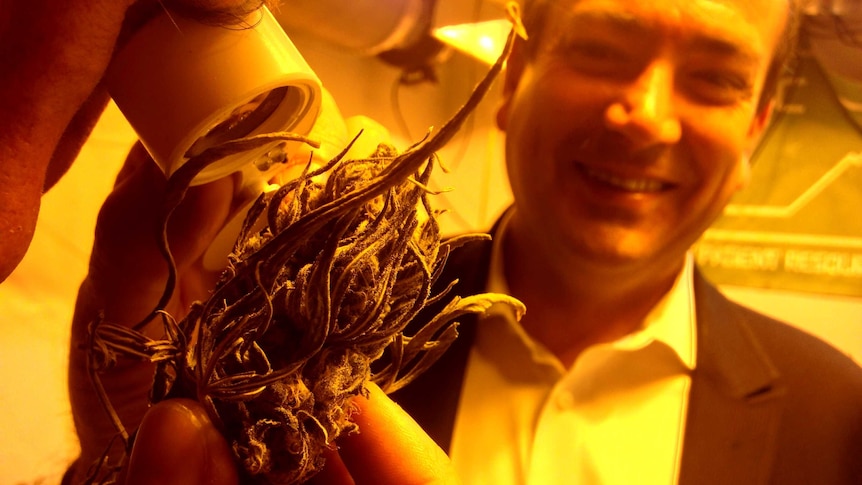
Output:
[484,211,697,372]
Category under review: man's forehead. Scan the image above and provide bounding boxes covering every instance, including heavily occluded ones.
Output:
[700,0,790,20]
[543,0,789,22]
[542,0,788,50]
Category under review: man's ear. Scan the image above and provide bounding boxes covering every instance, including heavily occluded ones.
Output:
[745,99,775,154]
[496,39,528,131]
[735,100,775,190]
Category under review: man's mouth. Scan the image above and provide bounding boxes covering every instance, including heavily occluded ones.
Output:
[579,164,668,193]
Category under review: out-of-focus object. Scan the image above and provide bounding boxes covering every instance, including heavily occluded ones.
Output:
[274,0,446,83]
[432,18,510,65]
[803,0,862,16]
[430,0,511,65]
[106,5,323,269]
[697,0,862,298]
[274,0,434,55]
[105,6,322,185]
[802,0,862,83]
[273,0,511,76]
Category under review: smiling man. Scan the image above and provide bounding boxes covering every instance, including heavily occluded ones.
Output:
[391,0,862,483]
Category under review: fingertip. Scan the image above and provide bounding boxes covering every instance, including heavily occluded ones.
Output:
[303,445,354,485]
[126,399,238,485]
[337,383,458,485]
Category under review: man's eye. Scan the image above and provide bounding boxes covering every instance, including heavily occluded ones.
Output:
[567,41,626,61]
[686,70,754,104]
[692,71,747,89]
[553,39,638,78]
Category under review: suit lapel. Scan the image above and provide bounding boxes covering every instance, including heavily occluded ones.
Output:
[390,235,492,451]
[394,231,788,482]
[678,273,785,485]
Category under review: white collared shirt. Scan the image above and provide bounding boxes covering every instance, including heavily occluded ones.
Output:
[448,216,697,485]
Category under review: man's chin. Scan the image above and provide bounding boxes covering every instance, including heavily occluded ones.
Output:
[568,239,664,273]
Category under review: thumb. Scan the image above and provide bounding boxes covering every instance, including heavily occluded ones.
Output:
[124,399,239,485]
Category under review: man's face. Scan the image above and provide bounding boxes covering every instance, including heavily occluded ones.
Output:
[499,0,788,273]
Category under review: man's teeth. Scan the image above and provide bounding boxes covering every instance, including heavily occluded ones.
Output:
[582,166,665,192]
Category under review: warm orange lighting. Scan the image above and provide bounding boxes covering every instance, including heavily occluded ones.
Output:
[432,18,511,65]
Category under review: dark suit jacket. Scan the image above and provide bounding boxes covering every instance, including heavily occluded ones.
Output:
[392,235,862,485]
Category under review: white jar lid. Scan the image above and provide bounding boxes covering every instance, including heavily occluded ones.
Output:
[106,6,322,185]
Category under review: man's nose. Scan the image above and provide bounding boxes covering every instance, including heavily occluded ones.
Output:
[603,61,682,147]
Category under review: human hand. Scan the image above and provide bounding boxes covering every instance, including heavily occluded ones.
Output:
[67,90,454,484]
[66,138,240,484]
[123,382,459,485]
[67,88,351,480]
